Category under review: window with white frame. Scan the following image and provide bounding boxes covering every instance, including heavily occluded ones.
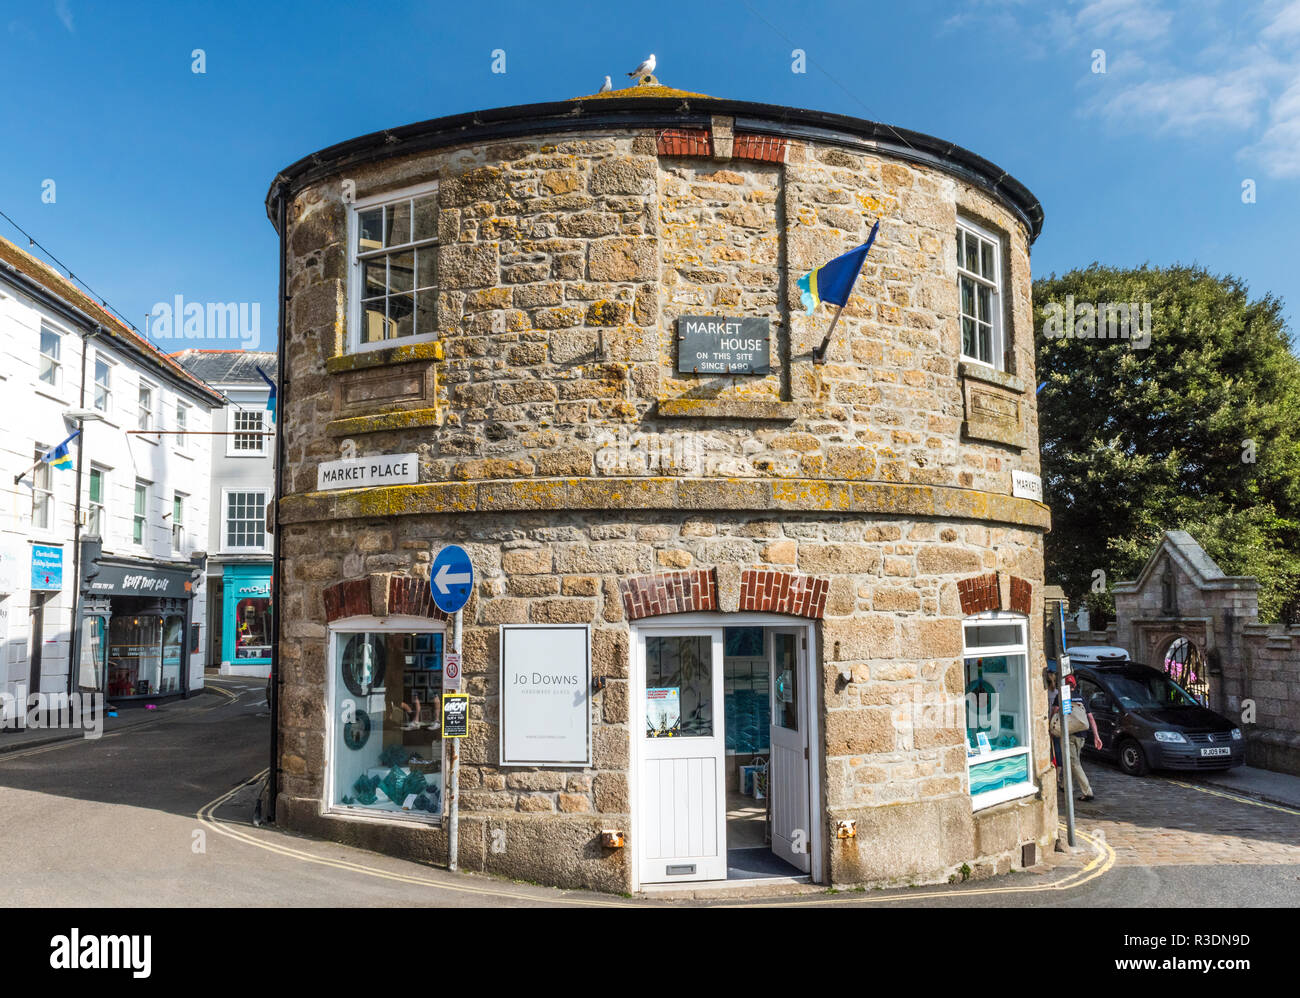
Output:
[88,465,107,537]
[32,446,53,529]
[171,492,187,550]
[133,479,150,545]
[229,408,265,454]
[38,324,62,387]
[93,355,113,413]
[956,219,1006,370]
[225,490,267,550]
[962,613,1034,808]
[351,188,439,351]
[138,381,155,431]
[175,401,189,449]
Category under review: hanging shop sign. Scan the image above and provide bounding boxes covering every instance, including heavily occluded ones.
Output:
[316,453,419,491]
[441,693,469,738]
[30,544,64,592]
[677,315,771,375]
[1011,470,1043,502]
[499,624,591,766]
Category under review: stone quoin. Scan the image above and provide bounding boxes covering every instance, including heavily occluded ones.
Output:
[264,79,1054,893]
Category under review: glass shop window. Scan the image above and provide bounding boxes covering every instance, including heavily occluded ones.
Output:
[78,616,108,693]
[645,634,713,737]
[108,614,163,697]
[160,616,183,694]
[962,614,1033,808]
[234,597,273,660]
[723,627,769,755]
[330,629,445,820]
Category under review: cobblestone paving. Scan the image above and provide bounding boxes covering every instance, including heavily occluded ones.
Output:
[1065,761,1300,867]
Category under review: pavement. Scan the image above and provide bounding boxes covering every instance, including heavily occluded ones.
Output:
[0,676,1296,907]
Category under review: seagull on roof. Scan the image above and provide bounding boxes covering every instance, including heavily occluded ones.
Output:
[627,53,656,78]
[599,75,612,93]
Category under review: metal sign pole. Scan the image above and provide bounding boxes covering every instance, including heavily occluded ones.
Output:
[448,607,462,872]
[1057,602,1076,847]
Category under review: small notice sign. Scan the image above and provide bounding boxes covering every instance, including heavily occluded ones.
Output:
[442,693,469,738]
[1011,470,1043,502]
[316,453,419,491]
[677,315,770,375]
[443,652,462,692]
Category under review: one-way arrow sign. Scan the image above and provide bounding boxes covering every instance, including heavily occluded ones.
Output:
[430,545,473,614]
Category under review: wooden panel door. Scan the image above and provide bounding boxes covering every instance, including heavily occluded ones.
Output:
[769,629,810,872]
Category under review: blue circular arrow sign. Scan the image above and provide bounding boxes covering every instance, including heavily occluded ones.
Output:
[431,545,474,614]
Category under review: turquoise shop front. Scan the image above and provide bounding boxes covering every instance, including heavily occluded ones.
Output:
[221,564,272,676]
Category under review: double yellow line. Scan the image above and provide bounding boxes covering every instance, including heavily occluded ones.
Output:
[197,773,1116,907]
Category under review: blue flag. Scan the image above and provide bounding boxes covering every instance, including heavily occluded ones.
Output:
[255,366,277,425]
[41,430,81,471]
[798,220,880,315]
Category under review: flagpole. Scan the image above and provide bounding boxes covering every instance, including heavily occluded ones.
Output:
[812,304,846,365]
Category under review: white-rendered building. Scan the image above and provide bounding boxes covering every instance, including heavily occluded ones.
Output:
[0,236,223,718]
[173,350,276,679]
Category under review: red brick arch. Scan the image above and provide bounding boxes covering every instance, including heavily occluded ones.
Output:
[322,574,450,623]
[620,569,718,621]
[738,569,829,620]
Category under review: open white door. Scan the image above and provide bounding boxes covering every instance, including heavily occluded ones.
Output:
[768,629,811,873]
[637,628,726,884]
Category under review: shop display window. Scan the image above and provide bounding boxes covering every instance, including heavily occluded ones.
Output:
[962,614,1033,807]
[330,629,444,820]
[234,597,273,660]
[723,628,769,755]
[108,615,163,697]
[78,616,107,693]
[645,634,712,737]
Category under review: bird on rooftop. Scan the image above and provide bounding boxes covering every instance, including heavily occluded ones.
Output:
[627,53,656,79]
[599,75,612,93]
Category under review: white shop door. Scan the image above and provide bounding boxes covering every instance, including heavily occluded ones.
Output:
[638,628,726,884]
[769,629,811,873]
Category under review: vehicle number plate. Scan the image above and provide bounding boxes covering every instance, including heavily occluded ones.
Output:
[1200,746,1231,757]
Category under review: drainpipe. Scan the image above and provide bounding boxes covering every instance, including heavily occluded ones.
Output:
[66,326,99,698]
[268,185,288,822]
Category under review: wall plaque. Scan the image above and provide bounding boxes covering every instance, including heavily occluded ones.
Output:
[677,316,770,375]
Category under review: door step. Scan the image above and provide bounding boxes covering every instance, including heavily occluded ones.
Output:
[639,874,816,900]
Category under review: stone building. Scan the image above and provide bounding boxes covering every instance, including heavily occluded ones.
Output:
[264,80,1055,892]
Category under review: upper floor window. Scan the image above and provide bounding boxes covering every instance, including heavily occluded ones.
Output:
[88,465,107,537]
[133,479,150,545]
[138,381,156,432]
[956,220,1005,370]
[171,492,187,550]
[229,409,266,455]
[175,401,189,449]
[225,489,267,551]
[350,187,439,352]
[32,446,53,530]
[93,355,113,413]
[39,324,62,388]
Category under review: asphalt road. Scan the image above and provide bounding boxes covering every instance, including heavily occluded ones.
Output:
[0,677,1295,908]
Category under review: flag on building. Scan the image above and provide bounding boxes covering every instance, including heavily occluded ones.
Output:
[256,366,277,425]
[797,220,880,315]
[41,430,80,471]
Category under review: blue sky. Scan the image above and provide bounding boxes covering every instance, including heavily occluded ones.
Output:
[2,0,1297,351]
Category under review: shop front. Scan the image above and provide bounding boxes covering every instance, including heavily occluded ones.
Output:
[220,564,273,677]
[78,540,201,700]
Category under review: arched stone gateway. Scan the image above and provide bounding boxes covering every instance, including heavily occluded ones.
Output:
[266,83,1055,892]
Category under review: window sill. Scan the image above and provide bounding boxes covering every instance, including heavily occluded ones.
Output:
[34,386,69,406]
[959,361,1025,395]
[325,340,444,375]
[969,780,1037,812]
[656,397,799,421]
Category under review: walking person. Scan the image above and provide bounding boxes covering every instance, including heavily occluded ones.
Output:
[1051,673,1103,801]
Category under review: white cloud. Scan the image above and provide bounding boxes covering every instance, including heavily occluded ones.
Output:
[1242,72,1300,177]
[54,0,73,33]
[1073,0,1173,42]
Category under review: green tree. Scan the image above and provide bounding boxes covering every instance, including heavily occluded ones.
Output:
[1034,264,1300,622]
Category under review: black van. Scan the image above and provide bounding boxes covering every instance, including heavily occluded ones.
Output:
[1072,661,1244,775]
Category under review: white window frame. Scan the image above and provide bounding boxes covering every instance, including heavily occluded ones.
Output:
[956,217,1006,371]
[222,488,268,552]
[962,611,1035,811]
[175,400,190,450]
[32,445,53,531]
[133,479,151,547]
[137,379,156,433]
[347,182,440,355]
[324,617,449,826]
[227,408,267,456]
[171,491,187,551]
[38,323,63,390]
[92,352,114,414]
[87,465,108,538]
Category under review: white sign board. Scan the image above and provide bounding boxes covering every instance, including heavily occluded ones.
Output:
[1011,470,1043,502]
[443,652,462,692]
[316,453,419,491]
[499,624,591,767]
